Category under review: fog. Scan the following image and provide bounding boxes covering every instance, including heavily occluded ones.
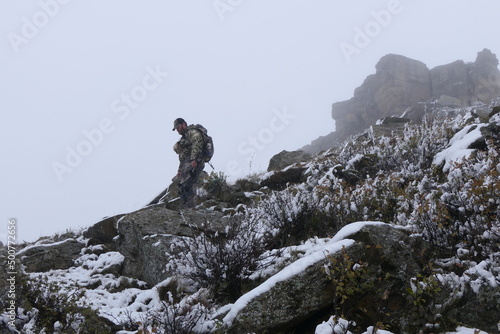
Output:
[1,0,498,242]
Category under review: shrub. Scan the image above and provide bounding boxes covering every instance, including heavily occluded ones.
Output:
[173,216,268,303]
[324,246,374,319]
[412,145,500,259]
[202,171,228,199]
[257,190,335,248]
[14,273,112,333]
[139,289,213,334]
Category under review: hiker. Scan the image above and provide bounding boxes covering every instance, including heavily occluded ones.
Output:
[172,118,207,208]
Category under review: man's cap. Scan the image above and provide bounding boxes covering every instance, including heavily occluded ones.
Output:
[172,118,186,131]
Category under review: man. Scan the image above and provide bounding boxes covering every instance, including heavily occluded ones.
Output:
[172,118,205,208]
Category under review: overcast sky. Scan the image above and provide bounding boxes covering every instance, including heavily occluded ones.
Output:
[1,1,499,243]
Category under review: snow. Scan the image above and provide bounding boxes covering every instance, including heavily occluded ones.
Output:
[347,154,364,170]
[315,316,352,334]
[315,317,489,334]
[444,327,489,334]
[433,124,486,171]
[463,260,499,293]
[15,237,83,257]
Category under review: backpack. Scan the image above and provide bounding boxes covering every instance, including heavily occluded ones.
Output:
[192,124,214,162]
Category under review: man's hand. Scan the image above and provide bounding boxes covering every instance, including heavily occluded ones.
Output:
[190,160,198,168]
[173,142,181,154]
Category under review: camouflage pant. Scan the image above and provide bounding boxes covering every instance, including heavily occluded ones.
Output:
[177,160,205,208]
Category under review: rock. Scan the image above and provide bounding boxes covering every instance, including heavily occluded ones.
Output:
[301,132,338,154]
[232,178,261,193]
[226,224,432,334]
[430,60,469,106]
[431,49,500,107]
[260,167,306,191]
[371,117,411,137]
[445,285,500,334]
[18,238,85,272]
[83,214,122,249]
[469,48,500,104]
[267,150,311,172]
[331,54,432,143]
[225,222,500,333]
[436,95,463,107]
[115,205,227,286]
[489,105,500,117]
[480,109,500,149]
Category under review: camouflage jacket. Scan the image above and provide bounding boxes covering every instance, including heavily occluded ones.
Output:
[173,125,204,162]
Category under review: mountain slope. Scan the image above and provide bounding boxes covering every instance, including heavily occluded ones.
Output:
[2,104,499,334]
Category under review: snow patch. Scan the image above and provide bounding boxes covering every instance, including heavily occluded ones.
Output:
[433,124,486,172]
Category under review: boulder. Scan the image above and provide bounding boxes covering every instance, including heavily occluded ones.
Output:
[83,214,122,249]
[114,204,227,286]
[267,150,311,172]
[260,167,306,191]
[226,224,432,334]
[18,238,85,273]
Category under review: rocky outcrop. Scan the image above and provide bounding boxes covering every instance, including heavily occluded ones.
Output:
[469,48,500,103]
[430,49,500,107]
[304,49,500,153]
[331,54,432,143]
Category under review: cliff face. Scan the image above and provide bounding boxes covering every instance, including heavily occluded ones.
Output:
[303,49,500,153]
